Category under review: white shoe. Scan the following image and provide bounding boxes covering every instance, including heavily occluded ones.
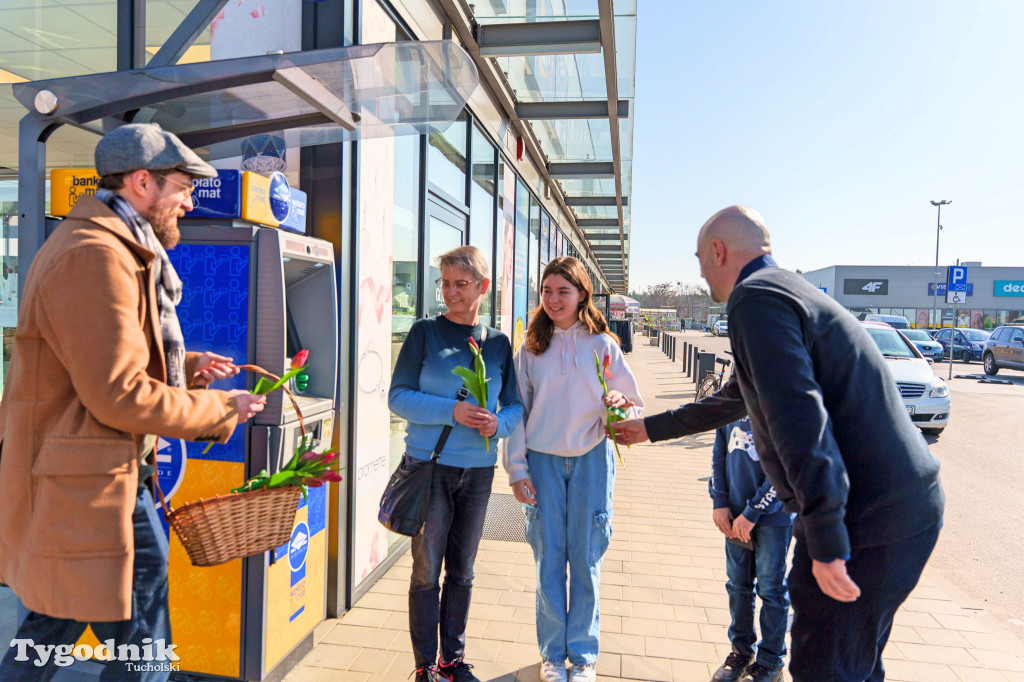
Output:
[568,664,597,682]
[540,660,568,682]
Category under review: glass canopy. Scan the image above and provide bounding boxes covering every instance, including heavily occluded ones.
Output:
[13,42,479,159]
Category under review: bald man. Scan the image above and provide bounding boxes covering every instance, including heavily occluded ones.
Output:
[613,207,944,682]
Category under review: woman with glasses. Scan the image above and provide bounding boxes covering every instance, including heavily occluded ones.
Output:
[504,257,643,682]
[389,245,524,682]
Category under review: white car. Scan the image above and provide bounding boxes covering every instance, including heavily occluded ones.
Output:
[712,319,728,336]
[862,321,950,435]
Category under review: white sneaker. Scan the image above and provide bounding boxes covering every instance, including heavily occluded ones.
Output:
[539,660,568,682]
[565,663,598,679]
[569,664,597,682]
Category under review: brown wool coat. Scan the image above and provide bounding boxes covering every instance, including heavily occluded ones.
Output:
[0,196,239,622]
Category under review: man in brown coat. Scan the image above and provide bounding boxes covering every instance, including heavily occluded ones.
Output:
[0,124,266,680]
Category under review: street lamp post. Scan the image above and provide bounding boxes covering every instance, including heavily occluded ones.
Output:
[930,200,951,329]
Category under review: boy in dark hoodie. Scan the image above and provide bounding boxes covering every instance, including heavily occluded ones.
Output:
[709,417,794,682]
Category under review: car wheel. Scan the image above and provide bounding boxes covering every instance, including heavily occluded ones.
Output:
[961,349,970,364]
[922,427,944,436]
[983,353,999,376]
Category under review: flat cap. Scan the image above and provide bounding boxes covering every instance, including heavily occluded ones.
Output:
[95,123,216,178]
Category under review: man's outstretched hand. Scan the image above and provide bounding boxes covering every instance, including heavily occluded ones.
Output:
[812,558,861,602]
[609,418,649,446]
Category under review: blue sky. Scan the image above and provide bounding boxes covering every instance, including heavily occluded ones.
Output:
[629,1,1024,291]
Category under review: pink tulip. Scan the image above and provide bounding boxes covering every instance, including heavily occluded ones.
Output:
[469,337,480,352]
[302,477,324,487]
[291,349,310,369]
[319,452,337,465]
[301,450,319,461]
[603,353,614,379]
[319,470,343,483]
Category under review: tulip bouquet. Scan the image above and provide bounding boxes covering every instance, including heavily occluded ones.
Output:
[452,336,490,450]
[594,350,628,467]
[232,435,342,501]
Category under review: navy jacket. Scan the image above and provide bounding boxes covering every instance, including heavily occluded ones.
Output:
[711,418,794,527]
[646,258,944,561]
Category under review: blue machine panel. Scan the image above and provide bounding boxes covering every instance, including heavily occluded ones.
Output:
[167,243,250,463]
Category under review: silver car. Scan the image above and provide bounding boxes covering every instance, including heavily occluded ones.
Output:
[862,322,950,435]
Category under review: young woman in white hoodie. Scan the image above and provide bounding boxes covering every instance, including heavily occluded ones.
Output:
[504,257,644,682]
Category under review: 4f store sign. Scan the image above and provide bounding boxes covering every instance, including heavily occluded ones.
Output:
[844,278,889,296]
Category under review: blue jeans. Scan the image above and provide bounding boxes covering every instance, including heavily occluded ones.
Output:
[0,488,172,682]
[724,523,793,670]
[408,462,494,669]
[788,521,941,682]
[524,441,615,667]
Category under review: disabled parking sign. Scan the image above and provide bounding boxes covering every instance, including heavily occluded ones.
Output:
[945,266,968,305]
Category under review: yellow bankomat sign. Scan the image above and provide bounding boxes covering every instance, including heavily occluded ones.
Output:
[50,169,101,216]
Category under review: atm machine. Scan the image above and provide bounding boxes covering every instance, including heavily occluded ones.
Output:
[158,169,338,681]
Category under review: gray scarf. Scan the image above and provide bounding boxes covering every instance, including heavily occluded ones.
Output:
[96,189,187,388]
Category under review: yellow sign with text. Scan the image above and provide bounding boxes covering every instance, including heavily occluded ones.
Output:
[50,169,100,217]
[240,170,279,227]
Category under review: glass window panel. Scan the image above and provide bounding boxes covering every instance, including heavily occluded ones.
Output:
[470,126,496,324]
[428,113,468,202]
[532,118,612,163]
[146,0,212,66]
[514,178,530,347]
[392,134,420,333]
[615,14,637,98]
[558,177,616,196]
[497,53,607,102]
[540,211,551,268]
[528,197,541,314]
[472,0,599,21]
[573,205,619,219]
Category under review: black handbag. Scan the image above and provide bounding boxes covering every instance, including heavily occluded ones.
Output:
[378,386,470,536]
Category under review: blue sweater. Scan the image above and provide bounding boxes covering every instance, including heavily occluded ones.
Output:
[710,418,794,527]
[388,316,524,468]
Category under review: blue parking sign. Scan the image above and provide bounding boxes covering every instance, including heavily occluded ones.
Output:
[946,266,968,304]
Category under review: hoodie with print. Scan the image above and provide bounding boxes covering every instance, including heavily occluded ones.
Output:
[710,417,795,527]
[503,322,644,484]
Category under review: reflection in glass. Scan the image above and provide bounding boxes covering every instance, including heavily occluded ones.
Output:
[470,126,496,325]
[427,216,465,319]
[1,180,18,397]
[428,113,468,202]
[528,197,540,314]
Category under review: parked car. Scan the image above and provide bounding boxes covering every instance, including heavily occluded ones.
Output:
[712,319,728,336]
[861,321,950,435]
[983,325,1024,375]
[901,329,944,361]
[865,314,910,329]
[932,328,990,363]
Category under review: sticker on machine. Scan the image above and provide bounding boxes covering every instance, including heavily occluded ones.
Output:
[156,437,188,502]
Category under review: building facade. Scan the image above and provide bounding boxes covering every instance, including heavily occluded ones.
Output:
[802,265,1024,329]
[0,0,637,619]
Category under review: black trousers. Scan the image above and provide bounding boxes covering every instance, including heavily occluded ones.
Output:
[408,462,493,669]
[788,522,941,682]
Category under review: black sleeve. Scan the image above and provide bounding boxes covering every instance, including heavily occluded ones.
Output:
[729,294,851,561]
[644,374,747,442]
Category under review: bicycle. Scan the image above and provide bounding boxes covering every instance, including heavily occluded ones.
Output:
[695,356,731,401]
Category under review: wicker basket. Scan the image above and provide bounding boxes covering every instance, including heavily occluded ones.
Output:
[156,364,308,567]
[162,486,302,566]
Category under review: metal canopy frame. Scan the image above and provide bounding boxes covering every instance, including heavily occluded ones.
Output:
[435,0,632,292]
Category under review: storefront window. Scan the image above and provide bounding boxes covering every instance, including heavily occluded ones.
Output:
[528,197,540,314]
[428,113,468,203]
[495,157,507,334]
[469,126,495,325]
[1,181,18,397]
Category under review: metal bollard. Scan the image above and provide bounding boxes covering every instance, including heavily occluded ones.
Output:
[671,335,677,361]
[692,347,700,383]
[683,341,690,375]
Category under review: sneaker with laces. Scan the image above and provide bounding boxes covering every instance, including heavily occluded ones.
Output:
[438,657,480,682]
[568,663,596,682]
[413,665,440,682]
[711,651,753,682]
[738,662,783,682]
[539,660,568,682]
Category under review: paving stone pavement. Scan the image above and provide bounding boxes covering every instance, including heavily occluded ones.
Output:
[286,332,1024,682]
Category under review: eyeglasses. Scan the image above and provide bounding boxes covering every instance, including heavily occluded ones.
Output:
[155,173,195,198]
[435,278,480,291]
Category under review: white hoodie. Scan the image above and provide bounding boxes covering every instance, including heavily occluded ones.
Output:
[503,322,644,484]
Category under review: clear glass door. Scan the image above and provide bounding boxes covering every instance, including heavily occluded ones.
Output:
[425,200,467,319]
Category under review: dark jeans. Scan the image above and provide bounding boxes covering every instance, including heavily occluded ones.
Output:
[788,521,941,682]
[0,488,173,682]
[408,462,493,669]
[724,523,792,670]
